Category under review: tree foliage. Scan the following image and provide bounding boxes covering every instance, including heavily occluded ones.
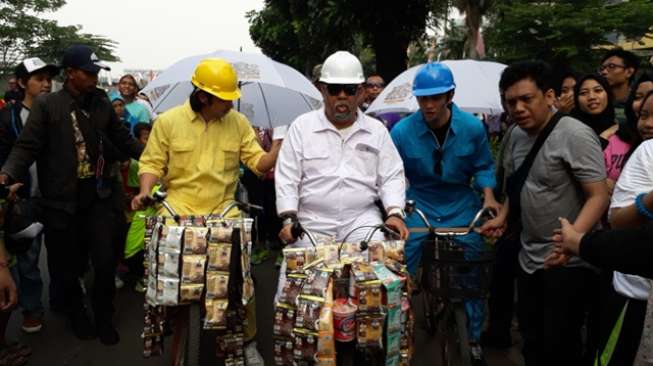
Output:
[248,0,449,82]
[485,0,653,72]
[0,0,119,76]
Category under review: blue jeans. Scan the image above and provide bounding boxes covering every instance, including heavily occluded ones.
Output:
[10,235,44,316]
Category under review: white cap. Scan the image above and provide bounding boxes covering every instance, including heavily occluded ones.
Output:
[23,58,48,73]
[319,51,365,84]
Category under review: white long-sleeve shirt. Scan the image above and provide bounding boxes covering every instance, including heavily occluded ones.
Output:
[275,108,406,241]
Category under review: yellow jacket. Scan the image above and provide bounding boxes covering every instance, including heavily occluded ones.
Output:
[139,101,264,216]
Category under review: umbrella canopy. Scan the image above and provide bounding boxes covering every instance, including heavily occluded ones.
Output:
[141,50,322,128]
[366,60,506,116]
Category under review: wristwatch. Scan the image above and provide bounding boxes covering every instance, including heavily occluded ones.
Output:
[280,213,298,227]
[386,207,406,220]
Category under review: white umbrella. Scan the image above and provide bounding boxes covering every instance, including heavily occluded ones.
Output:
[141,50,322,128]
[366,60,506,116]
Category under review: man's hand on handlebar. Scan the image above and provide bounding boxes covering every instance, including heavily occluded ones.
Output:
[131,192,150,211]
[483,197,502,218]
[279,224,297,245]
[385,216,409,240]
[477,215,507,238]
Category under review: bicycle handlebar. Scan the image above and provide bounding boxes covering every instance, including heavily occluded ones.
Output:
[217,201,263,219]
[143,190,261,224]
[359,224,401,251]
[289,221,319,249]
[405,199,496,237]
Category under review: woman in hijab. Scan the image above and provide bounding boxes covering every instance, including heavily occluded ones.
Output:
[571,74,636,192]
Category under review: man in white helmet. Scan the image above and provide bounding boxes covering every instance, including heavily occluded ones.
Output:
[274,51,408,299]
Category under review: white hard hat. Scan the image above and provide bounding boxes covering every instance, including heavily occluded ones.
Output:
[319,51,365,84]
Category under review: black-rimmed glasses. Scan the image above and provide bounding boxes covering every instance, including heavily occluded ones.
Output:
[598,63,626,73]
[325,84,358,96]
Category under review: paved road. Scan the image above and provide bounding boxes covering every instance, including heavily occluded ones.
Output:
[7,249,524,365]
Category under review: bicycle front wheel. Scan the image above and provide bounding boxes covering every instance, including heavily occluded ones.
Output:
[441,302,473,366]
[184,303,202,366]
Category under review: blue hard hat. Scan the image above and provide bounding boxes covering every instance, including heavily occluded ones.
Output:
[412,63,455,97]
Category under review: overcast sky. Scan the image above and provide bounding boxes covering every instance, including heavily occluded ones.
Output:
[46,0,264,71]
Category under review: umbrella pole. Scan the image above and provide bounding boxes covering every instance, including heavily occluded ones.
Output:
[257,83,274,130]
[237,81,242,112]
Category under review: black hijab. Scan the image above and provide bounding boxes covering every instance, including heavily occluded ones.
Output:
[570,74,616,137]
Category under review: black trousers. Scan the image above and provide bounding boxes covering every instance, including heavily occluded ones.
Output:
[517,266,598,366]
[241,170,281,246]
[485,234,522,338]
[594,279,647,366]
[44,197,120,324]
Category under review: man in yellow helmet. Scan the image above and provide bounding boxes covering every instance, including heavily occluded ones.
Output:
[132,58,280,365]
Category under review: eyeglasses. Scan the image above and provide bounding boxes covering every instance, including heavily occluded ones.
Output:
[365,82,385,89]
[433,147,443,176]
[325,84,358,96]
[598,63,626,72]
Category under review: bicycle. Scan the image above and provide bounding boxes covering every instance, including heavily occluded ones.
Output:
[405,200,496,366]
[142,190,262,366]
[284,220,404,364]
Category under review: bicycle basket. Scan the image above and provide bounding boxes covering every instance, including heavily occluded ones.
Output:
[425,237,495,300]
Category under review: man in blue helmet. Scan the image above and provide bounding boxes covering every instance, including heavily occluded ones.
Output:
[390,62,499,364]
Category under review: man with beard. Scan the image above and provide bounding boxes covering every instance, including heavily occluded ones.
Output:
[274,51,408,300]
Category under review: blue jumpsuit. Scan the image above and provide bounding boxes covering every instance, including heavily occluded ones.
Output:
[390,103,496,341]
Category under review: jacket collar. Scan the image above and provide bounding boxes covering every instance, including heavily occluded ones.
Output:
[182,100,234,124]
[413,103,461,138]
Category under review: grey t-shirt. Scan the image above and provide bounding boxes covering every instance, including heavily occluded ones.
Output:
[504,116,606,274]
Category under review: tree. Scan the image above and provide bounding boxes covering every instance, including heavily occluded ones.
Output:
[485,0,653,72]
[248,0,449,82]
[453,0,495,59]
[0,0,118,77]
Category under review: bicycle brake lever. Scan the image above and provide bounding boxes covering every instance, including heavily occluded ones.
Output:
[381,225,401,239]
[290,221,304,242]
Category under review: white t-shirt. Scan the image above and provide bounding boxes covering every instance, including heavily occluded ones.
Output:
[609,140,653,300]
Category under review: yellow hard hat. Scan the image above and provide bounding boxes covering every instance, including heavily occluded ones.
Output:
[191,58,241,101]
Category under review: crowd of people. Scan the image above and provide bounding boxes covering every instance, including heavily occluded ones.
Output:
[0,42,651,366]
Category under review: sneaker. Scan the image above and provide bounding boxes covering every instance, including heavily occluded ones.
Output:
[97,322,120,345]
[469,343,487,366]
[79,277,88,295]
[21,314,43,333]
[134,278,147,293]
[114,275,124,289]
[244,341,264,366]
[251,247,269,265]
[70,310,96,340]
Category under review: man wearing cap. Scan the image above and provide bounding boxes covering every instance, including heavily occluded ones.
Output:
[0,57,58,334]
[274,50,408,297]
[390,62,499,364]
[132,58,280,365]
[0,45,143,345]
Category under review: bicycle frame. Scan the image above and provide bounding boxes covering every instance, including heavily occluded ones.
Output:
[143,191,261,366]
[406,200,495,366]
